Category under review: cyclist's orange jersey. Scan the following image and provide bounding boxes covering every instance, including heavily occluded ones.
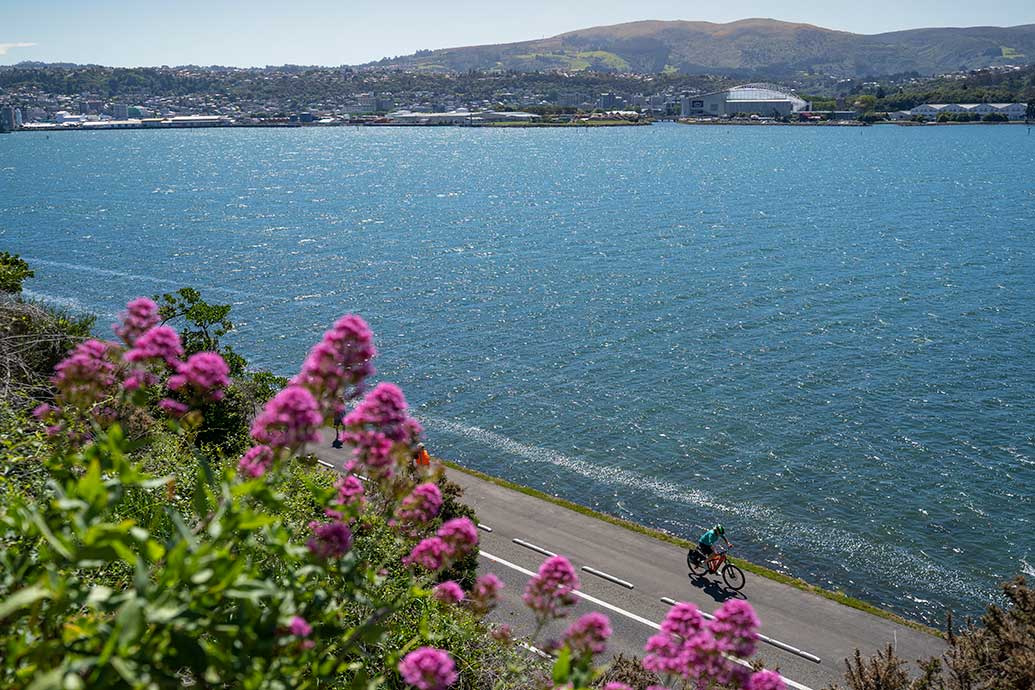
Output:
[417,448,431,466]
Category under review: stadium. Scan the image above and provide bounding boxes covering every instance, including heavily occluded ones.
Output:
[681,84,811,118]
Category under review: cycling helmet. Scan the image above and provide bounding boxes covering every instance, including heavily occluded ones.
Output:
[714,524,725,535]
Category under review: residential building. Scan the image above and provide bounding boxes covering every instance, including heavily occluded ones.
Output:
[113,103,129,119]
[596,92,618,110]
[0,106,16,131]
[908,103,1029,120]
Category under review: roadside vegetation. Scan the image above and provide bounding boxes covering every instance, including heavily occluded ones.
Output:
[2,253,1032,690]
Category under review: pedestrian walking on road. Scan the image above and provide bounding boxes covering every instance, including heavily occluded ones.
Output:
[414,442,430,466]
[331,411,344,449]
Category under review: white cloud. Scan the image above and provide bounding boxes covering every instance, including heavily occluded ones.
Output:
[0,42,38,56]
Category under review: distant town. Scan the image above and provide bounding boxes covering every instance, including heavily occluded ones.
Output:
[1,63,1033,132]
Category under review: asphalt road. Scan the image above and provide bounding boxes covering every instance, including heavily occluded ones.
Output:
[312,442,945,689]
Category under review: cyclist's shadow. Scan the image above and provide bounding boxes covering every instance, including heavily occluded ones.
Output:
[686,572,748,603]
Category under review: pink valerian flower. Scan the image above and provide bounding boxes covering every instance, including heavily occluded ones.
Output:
[490,624,513,644]
[294,314,376,418]
[158,398,189,418]
[251,385,322,449]
[288,615,315,650]
[288,616,312,638]
[343,382,412,442]
[32,403,54,421]
[52,339,117,408]
[432,581,464,604]
[238,445,275,478]
[642,631,684,675]
[564,612,612,658]
[124,326,183,367]
[660,602,705,639]
[522,555,580,623]
[748,670,785,690]
[394,483,442,526]
[122,369,157,392]
[114,297,160,346]
[398,647,458,690]
[642,599,762,686]
[167,351,230,402]
[469,573,503,615]
[404,536,449,571]
[437,517,478,559]
[343,429,395,479]
[328,475,366,516]
[306,520,353,560]
[708,598,760,658]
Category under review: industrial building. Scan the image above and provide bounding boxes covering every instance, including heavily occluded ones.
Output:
[681,84,810,118]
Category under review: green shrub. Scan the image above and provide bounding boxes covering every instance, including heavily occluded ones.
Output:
[0,252,33,294]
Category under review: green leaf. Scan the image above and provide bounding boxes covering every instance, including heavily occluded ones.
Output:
[85,585,113,609]
[0,584,50,620]
[78,458,104,505]
[552,646,571,685]
[25,668,62,690]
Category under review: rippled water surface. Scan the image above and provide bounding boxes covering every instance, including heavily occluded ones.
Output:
[2,123,1034,623]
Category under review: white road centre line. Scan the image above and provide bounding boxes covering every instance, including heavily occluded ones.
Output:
[512,538,556,558]
[518,641,552,660]
[316,459,335,469]
[481,551,814,690]
[659,597,822,664]
[582,566,635,589]
[477,523,494,533]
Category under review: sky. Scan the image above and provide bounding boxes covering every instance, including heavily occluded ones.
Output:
[2,0,1034,67]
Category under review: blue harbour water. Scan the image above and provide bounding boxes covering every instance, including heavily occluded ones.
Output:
[2,123,1034,624]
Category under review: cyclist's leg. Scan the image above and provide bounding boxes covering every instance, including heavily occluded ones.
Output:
[698,543,713,568]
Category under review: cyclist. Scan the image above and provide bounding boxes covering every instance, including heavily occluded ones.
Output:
[694,524,730,567]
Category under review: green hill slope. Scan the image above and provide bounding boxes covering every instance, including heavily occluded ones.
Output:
[367,18,1035,77]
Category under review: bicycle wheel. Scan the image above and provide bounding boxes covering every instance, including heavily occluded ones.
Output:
[722,563,746,590]
[687,550,707,576]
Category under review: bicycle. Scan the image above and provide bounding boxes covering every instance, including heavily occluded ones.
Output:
[686,544,746,591]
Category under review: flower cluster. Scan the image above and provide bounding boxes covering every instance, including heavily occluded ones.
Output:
[522,555,580,624]
[643,599,776,689]
[394,483,443,527]
[398,647,458,690]
[167,351,230,403]
[306,520,353,560]
[52,339,117,409]
[294,314,376,419]
[343,382,411,441]
[341,382,423,481]
[403,517,479,572]
[288,615,315,650]
[710,599,760,658]
[114,297,160,346]
[238,445,274,478]
[564,612,612,658]
[124,326,183,367]
[251,385,322,450]
[747,670,786,690]
[432,581,464,605]
[329,475,366,517]
[469,573,503,615]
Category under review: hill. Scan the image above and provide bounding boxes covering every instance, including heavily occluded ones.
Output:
[367,18,1035,77]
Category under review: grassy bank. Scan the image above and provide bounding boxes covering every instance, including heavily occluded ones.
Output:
[438,458,941,638]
